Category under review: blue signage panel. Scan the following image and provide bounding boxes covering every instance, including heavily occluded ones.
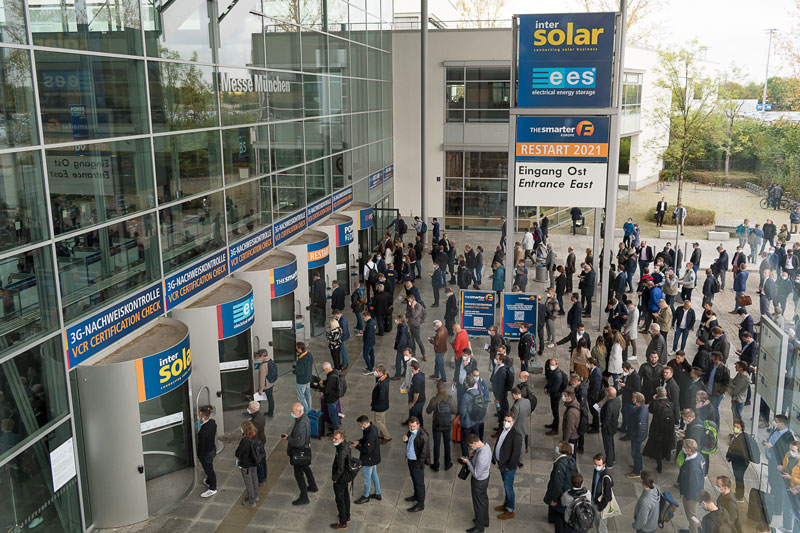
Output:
[269,261,298,298]
[165,250,229,311]
[358,208,373,230]
[501,293,538,339]
[229,226,273,272]
[332,186,353,211]
[368,172,383,189]
[135,334,191,402]
[306,195,333,227]
[518,12,616,108]
[65,284,164,368]
[307,237,330,269]
[335,220,354,246]
[515,116,610,162]
[217,291,255,339]
[273,209,307,246]
[460,291,496,336]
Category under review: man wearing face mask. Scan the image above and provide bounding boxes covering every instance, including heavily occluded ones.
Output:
[403,417,430,512]
[544,441,578,533]
[618,362,641,440]
[370,365,391,443]
[698,490,734,533]
[460,434,492,533]
[282,402,318,506]
[714,476,742,533]
[545,359,567,435]
[454,349,478,411]
[352,416,382,505]
[776,270,793,314]
[491,355,515,438]
[494,412,523,521]
[591,454,614,533]
[330,429,351,529]
[459,375,486,456]
[677,439,705,533]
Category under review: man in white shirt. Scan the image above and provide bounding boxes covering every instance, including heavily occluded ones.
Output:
[460,434,492,533]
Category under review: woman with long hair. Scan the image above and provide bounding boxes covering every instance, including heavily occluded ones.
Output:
[607,330,626,385]
[571,337,591,380]
[235,421,260,508]
[327,319,343,370]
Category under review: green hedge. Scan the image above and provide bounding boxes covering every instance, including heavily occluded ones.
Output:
[649,205,715,226]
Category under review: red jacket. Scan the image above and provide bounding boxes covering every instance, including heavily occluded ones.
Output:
[452,330,469,358]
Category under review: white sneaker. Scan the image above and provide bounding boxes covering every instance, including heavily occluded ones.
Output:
[547,343,555,348]
[201,489,217,498]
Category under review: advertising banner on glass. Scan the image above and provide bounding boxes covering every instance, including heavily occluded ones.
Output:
[357,207,373,230]
[217,291,255,339]
[501,293,538,340]
[514,116,610,208]
[135,334,191,402]
[229,226,274,272]
[306,195,333,227]
[460,291,496,336]
[517,12,616,108]
[273,209,307,246]
[332,186,353,211]
[165,250,229,310]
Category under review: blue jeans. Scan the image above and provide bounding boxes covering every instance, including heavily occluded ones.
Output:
[710,394,723,426]
[363,344,375,371]
[441,270,447,286]
[620,401,635,435]
[327,401,340,429]
[257,457,267,483]
[341,343,349,368]
[693,264,699,277]
[415,260,422,278]
[362,465,381,497]
[733,291,744,312]
[626,272,635,293]
[394,349,406,378]
[355,313,363,332]
[476,265,483,283]
[501,469,517,512]
[665,294,676,312]
[297,383,311,414]
[732,400,744,423]
[673,327,690,351]
[631,439,643,474]
[433,352,446,380]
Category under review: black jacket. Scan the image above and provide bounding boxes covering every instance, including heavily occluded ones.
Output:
[251,411,266,444]
[591,468,614,511]
[371,374,390,412]
[197,419,217,458]
[672,307,696,330]
[332,441,349,483]
[235,436,258,468]
[323,370,341,404]
[312,278,326,305]
[406,428,430,467]
[444,294,458,321]
[491,365,513,401]
[355,423,381,466]
[566,301,583,331]
[545,368,566,397]
[620,371,641,404]
[494,426,523,471]
[330,286,345,311]
[600,397,620,435]
[372,290,393,315]
[519,331,534,362]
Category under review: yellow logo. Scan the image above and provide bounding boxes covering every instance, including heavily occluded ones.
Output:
[576,121,594,136]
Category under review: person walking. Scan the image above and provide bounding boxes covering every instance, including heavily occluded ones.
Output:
[293,342,313,414]
[632,471,660,533]
[330,429,351,529]
[283,402,318,506]
[247,401,268,484]
[370,365,392,443]
[404,417,429,512]
[655,197,668,226]
[642,387,675,473]
[255,350,276,417]
[494,411,523,521]
[600,387,620,468]
[591,454,614,533]
[235,421,261,508]
[425,380,456,471]
[544,441,579,533]
[678,439,706,533]
[197,406,218,498]
[406,296,427,361]
[352,416,382,505]
[461,433,492,533]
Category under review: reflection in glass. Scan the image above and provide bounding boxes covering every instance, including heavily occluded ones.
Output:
[267,71,303,121]
[332,151,349,190]
[328,36,349,76]
[159,193,224,274]
[0,247,58,352]
[303,74,328,117]
[226,179,270,241]
[305,159,329,204]
[219,330,252,411]
[466,151,507,178]
[264,18,301,72]
[0,151,49,252]
[0,48,38,149]
[143,0,213,62]
[328,114,348,154]
[47,139,154,235]
[154,131,222,203]
[219,67,269,126]
[269,121,304,172]
[35,51,148,143]
[0,423,81,532]
[0,0,27,44]
[463,192,506,217]
[148,61,217,132]
[304,118,330,161]
[329,76,350,115]
[222,126,269,184]
[30,0,142,55]
[0,337,68,456]
[139,384,190,480]
[351,113,367,147]
[301,28,328,73]
[217,0,265,67]
[348,3,366,45]
[271,168,304,218]
[351,146,367,179]
[59,215,159,322]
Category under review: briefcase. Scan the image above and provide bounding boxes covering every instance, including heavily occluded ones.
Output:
[736,295,753,307]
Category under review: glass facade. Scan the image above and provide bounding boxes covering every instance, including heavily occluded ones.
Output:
[0,0,393,528]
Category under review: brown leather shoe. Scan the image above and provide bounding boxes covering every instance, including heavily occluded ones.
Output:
[422,355,428,361]
[330,523,347,529]
[498,511,515,520]
[495,505,506,512]
[545,430,558,436]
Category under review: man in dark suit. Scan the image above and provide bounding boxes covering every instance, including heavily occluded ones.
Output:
[494,412,524,520]
[713,246,730,290]
[555,323,591,351]
[491,355,514,436]
[197,406,218,497]
[736,331,758,368]
[371,284,392,336]
[736,308,754,347]
[618,362,641,439]
[581,265,596,317]
[566,247,576,292]
[564,293,583,332]
[637,241,654,278]
[330,280,345,313]
[655,197,668,226]
[600,387,620,467]
[544,358,566,434]
[587,358,604,432]
[710,327,731,363]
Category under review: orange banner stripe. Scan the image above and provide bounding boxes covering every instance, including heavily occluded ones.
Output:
[516,142,608,158]
[135,359,146,402]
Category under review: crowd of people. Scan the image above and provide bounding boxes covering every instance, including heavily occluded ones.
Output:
[194,210,800,532]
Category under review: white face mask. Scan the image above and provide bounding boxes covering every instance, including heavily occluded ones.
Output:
[594,465,603,472]
[555,445,560,454]
[549,365,556,371]
[503,421,512,430]
[561,395,567,402]
[404,356,410,362]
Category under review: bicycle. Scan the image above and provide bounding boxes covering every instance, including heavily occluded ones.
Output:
[760,196,790,210]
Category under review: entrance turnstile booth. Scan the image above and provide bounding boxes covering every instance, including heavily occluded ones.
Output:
[317,214,357,293]
[341,202,373,283]
[279,229,329,338]
[233,250,298,364]
[76,318,193,528]
[172,278,255,434]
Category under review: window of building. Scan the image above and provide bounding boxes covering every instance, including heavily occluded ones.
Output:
[623,72,643,115]
[217,0,265,67]
[155,131,223,203]
[305,159,330,204]
[226,179,270,242]
[0,48,38,149]
[148,61,218,132]
[59,215,159,322]
[271,167,304,218]
[0,0,27,44]
[264,17,301,72]
[218,67,270,126]
[445,66,509,123]
[0,150,49,253]
[222,126,269,184]
[0,246,59,354]
[159,193,224,275]
[269,121,304,172]
[143,0,214,62]
[35,51,148,143]
[47,139,154,235]
[444,150,508,230]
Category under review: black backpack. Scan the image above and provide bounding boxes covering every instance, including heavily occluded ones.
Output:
[434,397,453,427]
[251,438,266,464]
[469,390,488,421]
[398,219,407,234]
[368,266,379,285]
[336,373,347,398]
[711,277,721,294]
[567,492,595,531]
[340,445,362,483]
[266,359,278,383]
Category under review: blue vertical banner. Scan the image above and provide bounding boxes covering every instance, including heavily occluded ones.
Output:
[500,293,538,339]
[517,13,616,108]
[217,291,255,339]
[335,220,354,246]
[460,291,496,336]
[307,237,330,269]
[135,334,191,402]
[357,208,373,230]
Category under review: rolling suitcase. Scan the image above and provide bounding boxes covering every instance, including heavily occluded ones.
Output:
[308,409,324,438]
[452,414,461,442]
[747,487,771,523]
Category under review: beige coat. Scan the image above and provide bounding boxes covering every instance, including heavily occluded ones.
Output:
[257,356,274,391]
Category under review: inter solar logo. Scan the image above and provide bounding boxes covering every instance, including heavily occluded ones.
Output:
[232,296,254,324]
[531,67,596,89]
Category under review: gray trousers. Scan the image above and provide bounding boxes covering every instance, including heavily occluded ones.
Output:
[545,318,556,343]
[409,324,426,356]
[470,476,490,530]
[241,466,259,504]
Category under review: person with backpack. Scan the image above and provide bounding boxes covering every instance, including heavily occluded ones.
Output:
[642,387,675,473]
[494,411,523,521]
[545,441,578,532]
[256,349,276,417]
[403,416,430,512]
[590,454,614,533]
[518,323,534,372]
[351,415,381,505]
[678,439,706,533]
[698,490,735,533]
[350,282,366,335]
[235,421,261,508]
[425,380,456,471]
[330,429,351,529]
[247,401,268,484]
[632,470,660,533]
[702,268,716,306]
[561,471,594,533]
[459,375,487,456]
[725,419,758,501]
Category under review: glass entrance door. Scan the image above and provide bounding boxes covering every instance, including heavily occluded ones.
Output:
[372,205,398,251]
[308,266,325,337]
[219,330,253,427]
[335,246,350,294]
[271,292,296,364]
[138,383,192,481]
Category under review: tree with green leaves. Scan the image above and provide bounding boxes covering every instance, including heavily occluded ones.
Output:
[649,42,720,206]
[717,66,747,176]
